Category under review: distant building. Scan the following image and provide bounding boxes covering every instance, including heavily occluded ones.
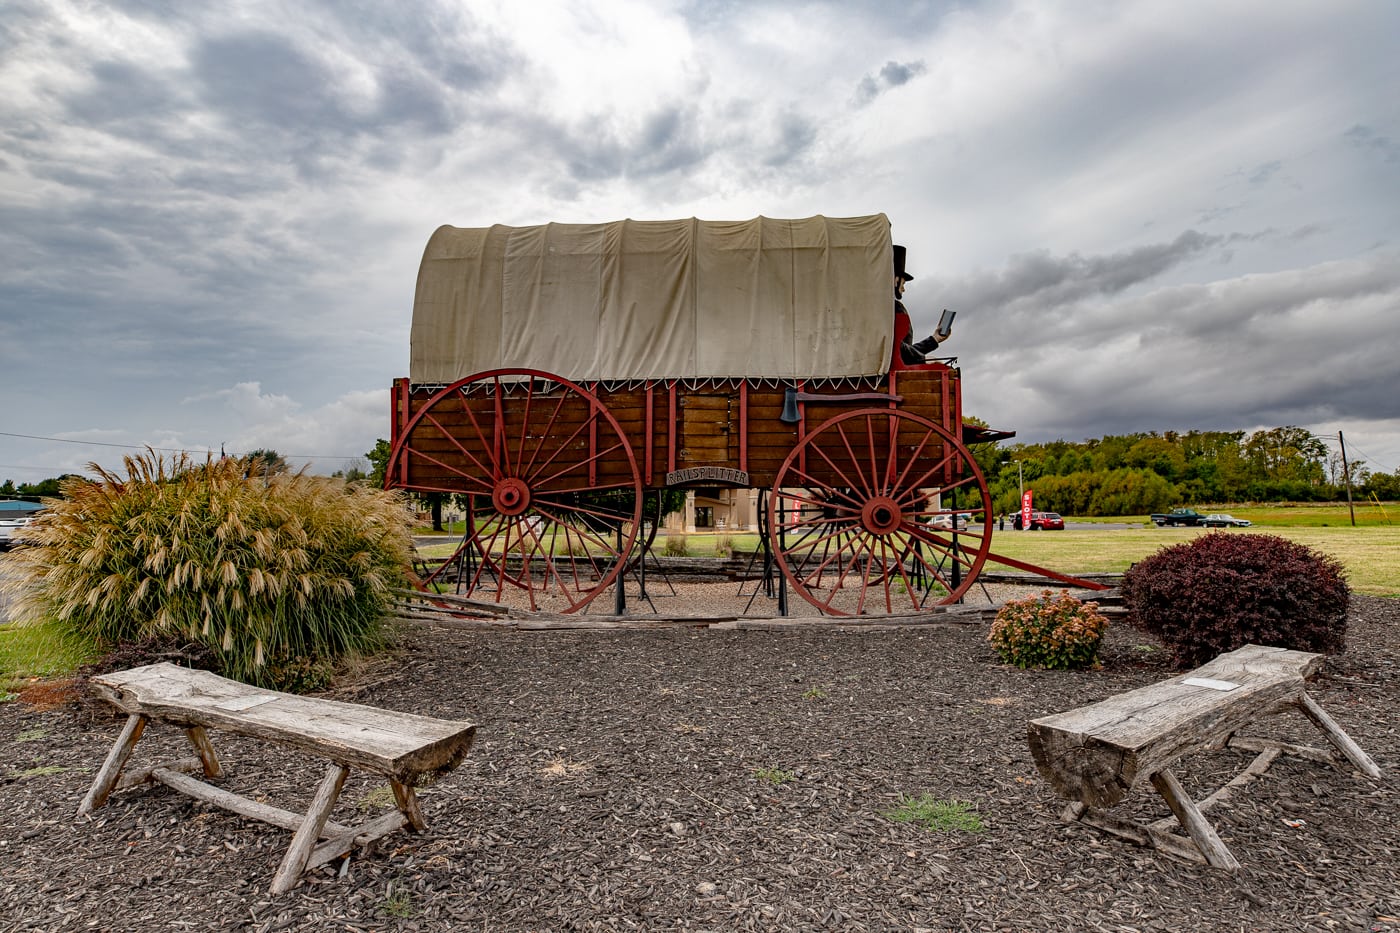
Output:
[665,488,759,533]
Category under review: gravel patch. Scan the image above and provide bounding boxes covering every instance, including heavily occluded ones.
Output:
[2,590,1396,932]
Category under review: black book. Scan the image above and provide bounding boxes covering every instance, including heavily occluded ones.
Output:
[936,308,956,338]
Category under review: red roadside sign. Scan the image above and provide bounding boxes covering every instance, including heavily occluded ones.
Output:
[1021,490,1033,530]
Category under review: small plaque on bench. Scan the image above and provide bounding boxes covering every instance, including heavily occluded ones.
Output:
[1180,677,1241,691]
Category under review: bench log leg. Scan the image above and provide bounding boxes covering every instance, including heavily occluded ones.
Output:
[305,810,412,872]
[391,779,426,831]
[78,714,148,816]
[1228,734,1335,766]
[1063,801,1208,864]
[116,757,205,791]
[1296,692,1382,779]
[1149,746,1281,835]
[183,726,224,780]
[271,763,350,895]
[1150,768,1240,872]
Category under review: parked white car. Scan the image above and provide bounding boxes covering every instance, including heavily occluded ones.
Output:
[0,516,37,549]
[1201,513,1251,527]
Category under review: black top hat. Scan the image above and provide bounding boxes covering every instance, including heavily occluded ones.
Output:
[893,244,914,281]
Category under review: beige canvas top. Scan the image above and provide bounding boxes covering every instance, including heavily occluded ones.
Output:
[409,214,895,384]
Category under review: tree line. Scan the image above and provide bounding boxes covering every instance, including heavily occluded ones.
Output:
[974,426,1399,517]
[7,430,1396,522]
[0,476,77,499]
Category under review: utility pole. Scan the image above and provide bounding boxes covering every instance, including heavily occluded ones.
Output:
[1338,431,1356,527]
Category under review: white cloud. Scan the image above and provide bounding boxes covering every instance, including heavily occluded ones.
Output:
[1,0,1398,486]
[206,383,387,470]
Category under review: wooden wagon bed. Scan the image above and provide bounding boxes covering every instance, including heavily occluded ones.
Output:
[391,366,962,493]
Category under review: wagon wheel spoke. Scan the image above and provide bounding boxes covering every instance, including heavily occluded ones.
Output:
[387,368,642,613]
[768,408,992,616]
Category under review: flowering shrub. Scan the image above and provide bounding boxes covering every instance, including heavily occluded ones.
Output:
[989,590,1109,670]
[1122,532,1348,669]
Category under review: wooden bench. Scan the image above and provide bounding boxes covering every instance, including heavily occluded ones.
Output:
[1027,644,1381,870]
[78,662,476,893]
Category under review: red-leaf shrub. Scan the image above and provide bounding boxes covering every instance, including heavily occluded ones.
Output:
[1122,533,1348,668]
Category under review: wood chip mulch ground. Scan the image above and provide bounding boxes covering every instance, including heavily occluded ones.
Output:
[1,592,1396,933]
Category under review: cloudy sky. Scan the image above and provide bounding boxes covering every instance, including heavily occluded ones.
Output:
[3,0,1398,486]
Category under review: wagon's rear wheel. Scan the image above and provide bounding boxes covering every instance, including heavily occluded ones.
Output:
[389,369,642,613]
[767,408,992,616]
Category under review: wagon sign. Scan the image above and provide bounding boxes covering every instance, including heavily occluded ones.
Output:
[387,214,1009,616]
[664,467,750,487]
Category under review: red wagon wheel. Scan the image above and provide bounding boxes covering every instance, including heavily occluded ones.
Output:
[767,408,992,616]
[389,369,642,613]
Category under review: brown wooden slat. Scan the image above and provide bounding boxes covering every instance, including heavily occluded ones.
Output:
[677,396,735,410]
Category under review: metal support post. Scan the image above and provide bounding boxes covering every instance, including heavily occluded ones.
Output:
[613,524,626,615]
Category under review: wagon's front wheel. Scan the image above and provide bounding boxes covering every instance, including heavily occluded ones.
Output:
[389,369,643,613]
[767,409,992,616]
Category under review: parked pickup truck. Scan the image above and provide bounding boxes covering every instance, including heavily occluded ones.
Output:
[1151,508,1206,527]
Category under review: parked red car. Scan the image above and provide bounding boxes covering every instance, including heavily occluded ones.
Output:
[1013,511,1064,530]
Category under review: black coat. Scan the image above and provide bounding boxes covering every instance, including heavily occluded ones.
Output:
[896,300,943,364]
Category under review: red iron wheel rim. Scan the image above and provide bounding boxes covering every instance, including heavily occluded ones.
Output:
[767,407,992,616]
[387,368,642,613]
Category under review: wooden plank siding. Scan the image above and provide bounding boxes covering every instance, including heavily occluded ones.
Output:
[392,366,961,493]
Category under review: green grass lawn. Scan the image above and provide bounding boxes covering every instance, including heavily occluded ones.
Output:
[984,524,1398,597]
[1080,501,1396,528]
[0,620,102,692]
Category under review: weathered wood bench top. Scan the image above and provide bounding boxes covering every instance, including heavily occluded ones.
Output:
[1029,644,1324,807]
[80,662,477,893]
[90,661,474,782]
[1027,643,1381,871]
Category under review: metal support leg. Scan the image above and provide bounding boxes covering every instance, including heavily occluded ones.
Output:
[613,524,627,615]
[776,492,788,617]
[949,487,961,599]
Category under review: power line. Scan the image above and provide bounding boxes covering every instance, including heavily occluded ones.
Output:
[0,431,212,454]
[0,431,361,461]
[1308,432,1396,475]
[1338,441,1396,476]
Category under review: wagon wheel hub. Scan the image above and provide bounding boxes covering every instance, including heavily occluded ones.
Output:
[492,477,532,516]
[860,495,904,535]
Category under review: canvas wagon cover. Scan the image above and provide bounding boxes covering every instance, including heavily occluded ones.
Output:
[410,214,894,384]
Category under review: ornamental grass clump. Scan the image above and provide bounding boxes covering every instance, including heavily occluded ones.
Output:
[989,590,1109,670]
[1122,532,1348,669]
[4,452,414,690]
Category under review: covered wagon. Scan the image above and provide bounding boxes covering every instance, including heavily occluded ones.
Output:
[387,214,1004,615]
